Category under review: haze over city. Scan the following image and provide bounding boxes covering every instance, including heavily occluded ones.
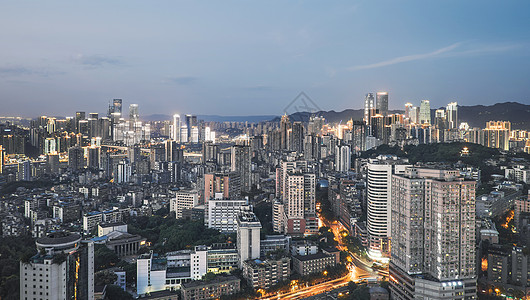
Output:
[1,0,530,117]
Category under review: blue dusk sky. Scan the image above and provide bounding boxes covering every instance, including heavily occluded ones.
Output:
[0,1,529,117]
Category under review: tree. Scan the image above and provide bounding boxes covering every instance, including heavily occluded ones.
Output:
[95,271,118,287]
[94,244,119,271]
[104,284,134,300]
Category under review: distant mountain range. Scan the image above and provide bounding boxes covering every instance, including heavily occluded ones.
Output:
[142,102,530,130]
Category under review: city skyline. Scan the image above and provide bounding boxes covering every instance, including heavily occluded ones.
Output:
[1,1,529,117]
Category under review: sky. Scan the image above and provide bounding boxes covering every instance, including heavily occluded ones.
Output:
[1,1,529,118]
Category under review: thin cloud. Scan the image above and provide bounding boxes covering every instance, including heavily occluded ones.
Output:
[245,85,274,91]
[0,66,63,77]
[74,54,123,67]
[165,76,198,85]
[348,42,462,71]
[0,66,33,76]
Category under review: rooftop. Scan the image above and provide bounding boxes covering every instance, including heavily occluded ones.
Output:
[181,275,239,289]
[36,232,81,246]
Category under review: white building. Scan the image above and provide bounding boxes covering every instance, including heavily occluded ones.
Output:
[83,209,127,233]
[237,210,261,267]
[389,167,477,300]
[171,189,199,219]
[20,232,94,300]
[137,246,208,296]
[366,155,410,261]
[97,222,128,237]
[206,197,249,233]
[335,145,351,172]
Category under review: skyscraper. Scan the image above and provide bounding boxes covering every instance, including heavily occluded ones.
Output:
[335,145,351,172]
[404,103,413,120]
[275,161,317,235]
[376,92,389,116]
[366,156,411,261]
[231,145,252,193]
[419,100,431,125]
[129,104,139,130]
[390,168,476,300]
[172,114,181,142]
[364,93,375,126]
[68,146,84,170]
[112,99,122,119]
[280,114,291,150]
[446,102,458,129]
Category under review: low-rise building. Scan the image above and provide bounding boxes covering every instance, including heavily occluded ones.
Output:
[181,275,240,300]
[98,222,128,237]
[292,253,336,276]
[260,235,291,257]
[290,240,318,256]
[242,257,290,289]
[137,246,208,296]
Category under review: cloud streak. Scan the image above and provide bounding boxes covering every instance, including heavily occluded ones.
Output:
[348,42,520,71]
[74,54,123,67]
[165,76,198,85]
[348,42,462,71]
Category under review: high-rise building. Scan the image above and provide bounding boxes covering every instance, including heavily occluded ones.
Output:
[390,168,476,300]
[172,114,181,142]
[75,111,86,134]
[404,103,413,120]
[364,93,375,126]
[275,161,317,235]
[0,145,4,174]
[129,104,139,130]
[335,145,351,172]
[88,146,101,169]
[112,99,122,119]
[376,92,389,116]
[419,100,431,125]
[280,114,291,150]
[366,156,411,261]
[446,102,458,129]
[206,198,249,233]
[290,122,304,153]
[231,145,252,193]
[116,159,131,183]
[165,140,183,163]
[68,146,84,170]
[172,189,199,219]
[20,232,94,300]
[237,210,261,267]
[204,172,241,202]
[483,121,510,151]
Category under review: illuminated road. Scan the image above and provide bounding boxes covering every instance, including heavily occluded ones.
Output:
[259,216,383,300]
[321,217,388,280]
[261,274,352,300]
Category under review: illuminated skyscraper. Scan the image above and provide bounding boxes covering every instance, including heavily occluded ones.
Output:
[280,114,291,150]
[419,100,431,125]
[376,92,389,116]
[112,99,122,119]
[404,103,413,120]
[446,102,458,129]
[172,114,181,142]
[364,93,375,125]
[129,104,139,130]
